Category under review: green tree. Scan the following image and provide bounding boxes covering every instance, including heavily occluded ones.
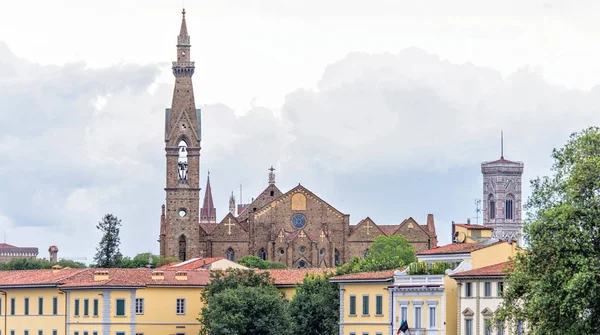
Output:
[93,214,122,268]
[199,269,290,335]
[495,127,600,334]
[363,234,416,271]
[116,253,179,268]
[0,258,86,270]
[288,274,339,335]
[335,235,416,275]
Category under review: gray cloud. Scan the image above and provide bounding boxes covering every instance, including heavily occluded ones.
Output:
[1,41,599,261]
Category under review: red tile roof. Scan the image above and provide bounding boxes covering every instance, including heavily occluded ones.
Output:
[0,268,85,287]
[417,241,503,255]
[454,224,493,230]
[259,268,334,285]
[378,225,401,235]
[329,269,401,282]
[450,261,512,278]
[155,257,224,270]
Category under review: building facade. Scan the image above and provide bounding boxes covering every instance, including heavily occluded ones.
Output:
[0,242,39,263]
[158,10,438,267]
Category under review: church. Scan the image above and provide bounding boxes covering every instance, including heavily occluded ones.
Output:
[158,9,438,268]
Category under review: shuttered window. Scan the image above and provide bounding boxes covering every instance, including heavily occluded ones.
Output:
[116,299,126,316]
[74,299,79,316]
[349,295,356,315]
[93,299,99,316]
[362,295,369,315]
[52,297,58,315]
[375,295,383,315]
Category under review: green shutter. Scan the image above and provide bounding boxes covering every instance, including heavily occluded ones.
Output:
[24,298,29,315]
[349,296,356,315]
[84,299,89,316]
[376,295,383,315]
[362,295,369,315]
[52,297,57,315]
[93,299,98,316]
[74,299,79,316]
[38,297,43,315]
[116,299,125,316]
[38,331,42,335]
[10,298,15,315]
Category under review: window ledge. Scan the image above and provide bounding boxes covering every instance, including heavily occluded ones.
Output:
[348,314,357,317]
[375,314,384,317]
[361,314,370,317]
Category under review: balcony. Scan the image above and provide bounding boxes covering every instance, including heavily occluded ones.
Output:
[397,329,435,335]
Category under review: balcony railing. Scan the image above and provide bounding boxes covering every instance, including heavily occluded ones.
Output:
[397,329,431,335]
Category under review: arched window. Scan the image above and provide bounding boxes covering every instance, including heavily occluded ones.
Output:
[506,195,514,220]
[178,140,189,183]
[178,235,187,261]
[226,248,235,262]
[364,249,369,259]
[258,248,267,261]
[334,249,340,266]
[488,194,496,219]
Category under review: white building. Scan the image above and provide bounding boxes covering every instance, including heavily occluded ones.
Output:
[450,261,524,335]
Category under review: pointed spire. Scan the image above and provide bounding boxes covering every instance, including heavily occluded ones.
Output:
[200,172,216,223]
[178,8,190,45]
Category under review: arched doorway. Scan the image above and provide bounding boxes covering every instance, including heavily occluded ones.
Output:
[178,235,187,261]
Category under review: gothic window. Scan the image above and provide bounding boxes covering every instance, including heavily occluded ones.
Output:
[364,249,369,258]
[334,249,340,266]
[258,248,267,261]
[226,248,235,262]
[178,235,187,261]
[177,140,189,183]
[506,195,514,219]
[488,195,496,219]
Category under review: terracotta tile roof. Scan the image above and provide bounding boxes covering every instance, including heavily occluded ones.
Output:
[258,268,334,285]
[155,257,224,270]
[454,224,493,230]
[0,268,85,287]
[60,268,210,287]
[417,240,503,255]
[329,269,401,282]
[482,158,522,165]
[451,261,512,278]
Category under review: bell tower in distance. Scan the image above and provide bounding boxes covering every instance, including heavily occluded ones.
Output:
[160,9,203,261]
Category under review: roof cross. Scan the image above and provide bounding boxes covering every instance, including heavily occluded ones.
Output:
[298,231,306,239]
[225,218,235,235]
[320,231,326,243]
[364,221,373,236]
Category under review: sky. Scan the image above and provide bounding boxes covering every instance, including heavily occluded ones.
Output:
[1,0,600,263]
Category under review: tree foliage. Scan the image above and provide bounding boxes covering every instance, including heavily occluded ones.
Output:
[0,258,86,270]
[198,269,290,335]
[288,274,339,335]
[336,234,416,275]
[238,255,287,269]
[93,214,122,268]
[115,253,179,269]
[495,127,600,334]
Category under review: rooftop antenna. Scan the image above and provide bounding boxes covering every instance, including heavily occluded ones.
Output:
[240,184,243,205]
[475,199,482,225]
[501,130,504,159]
[3,230,5,243]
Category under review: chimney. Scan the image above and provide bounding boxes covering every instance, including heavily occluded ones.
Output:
[175,271,188,280]
[451,221,456,243]
[151,270,165,280]
[467,218,471,224]
[94,270,109,281]
[51,265,62,273]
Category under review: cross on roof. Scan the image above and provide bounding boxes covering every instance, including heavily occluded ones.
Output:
[269,166,275,172]
[278,231,284,243]
[225,218,235,236]
[298,231,306,239]
[364,221,374,236]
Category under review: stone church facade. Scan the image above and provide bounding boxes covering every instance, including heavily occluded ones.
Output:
[158,10,438,267]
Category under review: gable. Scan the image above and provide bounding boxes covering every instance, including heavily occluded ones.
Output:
[237,184,283,221]
[348,217,385,241]
[254,185,347,219]
[393,217,431,239]
[210,215,249,240]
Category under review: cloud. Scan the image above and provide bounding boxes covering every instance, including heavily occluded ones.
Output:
[2,41,600,261]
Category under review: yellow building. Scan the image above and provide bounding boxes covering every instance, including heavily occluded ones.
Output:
[0,265,331,335]
[329,270,397,335]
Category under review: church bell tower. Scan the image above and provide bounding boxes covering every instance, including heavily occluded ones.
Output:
[160,9,202,261]
[481,132,524,245]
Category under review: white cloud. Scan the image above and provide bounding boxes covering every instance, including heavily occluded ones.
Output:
[1,37,600,261]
